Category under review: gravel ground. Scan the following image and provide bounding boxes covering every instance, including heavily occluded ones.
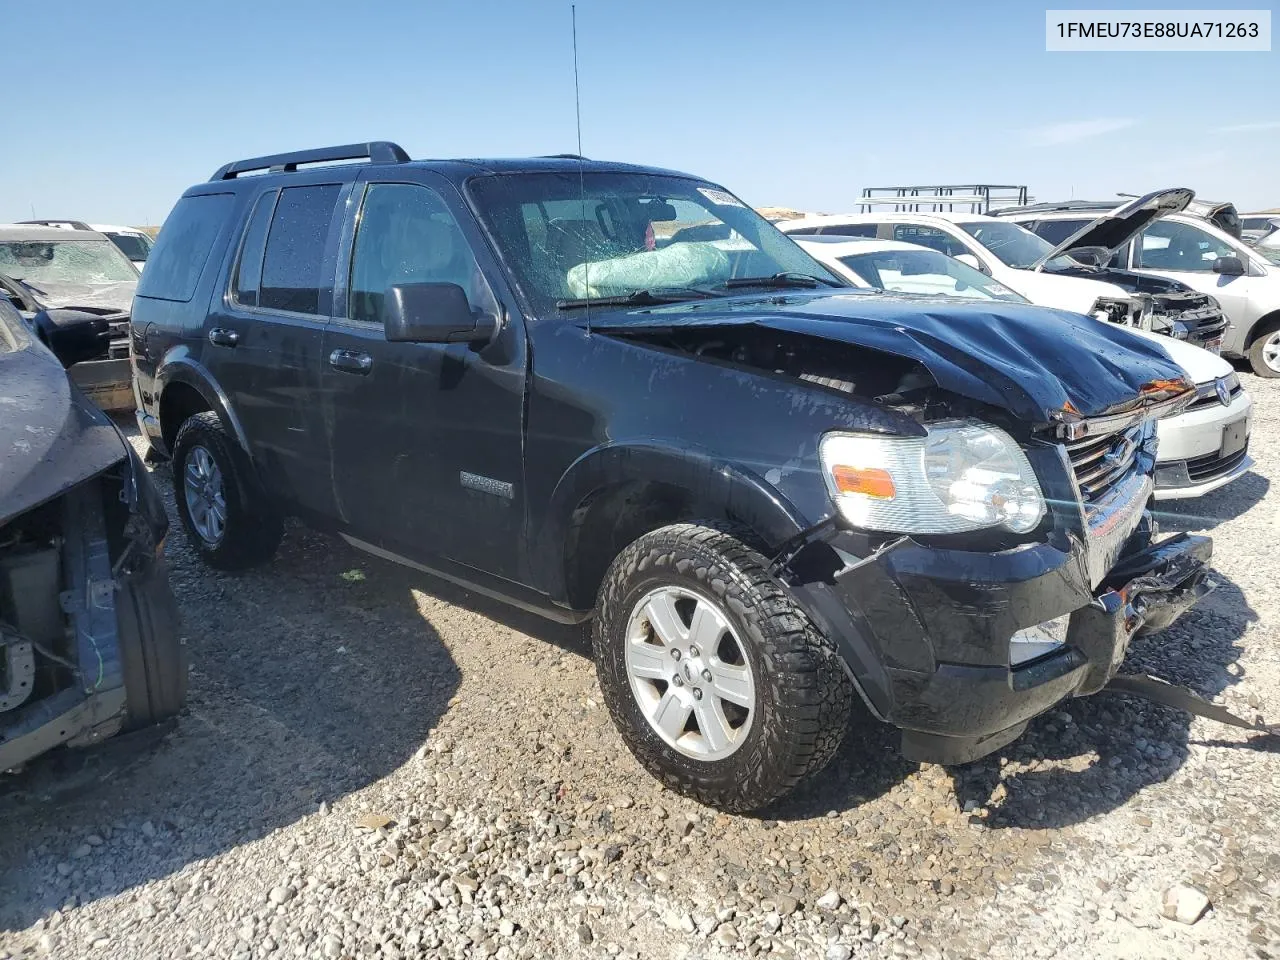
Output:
[2,377,1278,960]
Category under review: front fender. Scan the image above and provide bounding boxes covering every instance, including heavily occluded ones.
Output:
[533,441,816,602]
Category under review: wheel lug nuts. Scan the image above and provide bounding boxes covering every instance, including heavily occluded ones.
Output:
[692,688,703,700]
[702,669,713,682]
[688,645,700,658]
[670,649,682,661]
[671,675,684,687]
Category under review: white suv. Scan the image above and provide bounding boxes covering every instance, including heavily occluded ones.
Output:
[776,192,1228,353]
[996,198,1280,377]
[794,235,1252,500]
[20,220,152,270]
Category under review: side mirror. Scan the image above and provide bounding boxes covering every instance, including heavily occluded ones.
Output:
[1212,255,1246,276]
[954,253,986,273]
[383,282,498,344]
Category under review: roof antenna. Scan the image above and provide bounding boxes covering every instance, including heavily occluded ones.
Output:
[571,3,591,334]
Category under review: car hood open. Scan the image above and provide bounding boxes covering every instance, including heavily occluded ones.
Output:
[1035,188,1194,270]
[588,290,1191,425]
[0,306,128,525]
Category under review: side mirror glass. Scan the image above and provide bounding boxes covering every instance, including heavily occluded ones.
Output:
[954,253,985,273]
[1212,255,1246,276]
[383,282,498,344]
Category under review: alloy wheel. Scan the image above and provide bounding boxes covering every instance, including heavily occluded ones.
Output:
[183,445,227,546]
[1263,330,1280,374]
[624,585,756,760]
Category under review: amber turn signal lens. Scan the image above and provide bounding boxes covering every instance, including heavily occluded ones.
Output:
[830,465,896,499]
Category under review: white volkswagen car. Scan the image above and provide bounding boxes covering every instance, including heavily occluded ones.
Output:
[794,235,1253,500]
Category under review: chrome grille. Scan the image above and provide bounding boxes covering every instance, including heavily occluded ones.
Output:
[1186,376,1243,412]
[1066,425,1144,504]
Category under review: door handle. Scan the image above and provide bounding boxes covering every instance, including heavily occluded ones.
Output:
[329,349,373,374]
[208,328,240,347]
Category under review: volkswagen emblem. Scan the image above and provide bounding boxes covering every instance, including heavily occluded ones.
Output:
[1215,377,1232,406]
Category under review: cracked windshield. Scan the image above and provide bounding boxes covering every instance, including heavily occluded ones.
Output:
[470,172,841,310]
[0,239,137,285]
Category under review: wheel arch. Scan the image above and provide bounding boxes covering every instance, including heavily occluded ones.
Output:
[156,357,251,457]
[1244,308,1280,347]
[542,443,814,611]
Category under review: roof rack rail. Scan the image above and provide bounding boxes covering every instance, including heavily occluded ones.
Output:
[541,153,589,160]
[210,141,411,181]
[18,219,93,230]
[858,184,1031,215]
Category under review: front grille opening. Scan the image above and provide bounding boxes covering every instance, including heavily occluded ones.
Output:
[1187,444,1249,482]
[1187,383,1244,412]
[1066,425,1143,504]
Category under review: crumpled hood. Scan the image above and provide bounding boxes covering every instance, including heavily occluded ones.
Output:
[0,309,128,525]
[589,290,1191,424]
[16,278,136,314]
[1036,188,1193,268]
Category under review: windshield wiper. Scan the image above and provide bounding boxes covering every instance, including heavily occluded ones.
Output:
[719,272,840,290]
[556,288,717,310]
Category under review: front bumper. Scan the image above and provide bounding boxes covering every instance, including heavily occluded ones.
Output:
[782,526,1212,765]
[1154,388,1252,499]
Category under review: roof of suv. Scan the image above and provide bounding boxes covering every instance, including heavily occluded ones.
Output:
[0,224,113,242]
[199,142,702,193]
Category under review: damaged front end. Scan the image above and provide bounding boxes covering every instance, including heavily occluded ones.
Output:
[588,291,1215,765]
[772,389,1214,765]
[1,302,182,772]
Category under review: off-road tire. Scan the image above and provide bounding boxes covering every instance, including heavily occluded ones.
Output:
[116,563,188,730]
[172,411,283,570]
[593,522,854,812]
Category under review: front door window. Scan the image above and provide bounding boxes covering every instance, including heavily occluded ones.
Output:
[1136,220,1237,272]
[348,183,498,325]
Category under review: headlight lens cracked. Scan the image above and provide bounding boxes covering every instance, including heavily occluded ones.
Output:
[820,419,1046,535]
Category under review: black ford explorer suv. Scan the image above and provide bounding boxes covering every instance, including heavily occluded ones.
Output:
[133,142,1212,811]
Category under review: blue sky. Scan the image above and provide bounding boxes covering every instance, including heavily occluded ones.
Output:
[2,0,1275,225]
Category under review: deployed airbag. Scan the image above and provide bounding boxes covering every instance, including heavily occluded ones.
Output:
[566,242,729,298]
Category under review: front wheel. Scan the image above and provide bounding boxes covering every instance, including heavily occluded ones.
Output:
[1247,323,1280,378]
[593,523,854,812]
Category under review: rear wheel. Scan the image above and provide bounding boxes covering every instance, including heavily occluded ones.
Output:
[1247,323,1280,378]
[593,523,854,812]
[172,411,283,570]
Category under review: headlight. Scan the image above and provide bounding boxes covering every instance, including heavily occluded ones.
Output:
[820,420,1046,535]
[1090,297,1136,325]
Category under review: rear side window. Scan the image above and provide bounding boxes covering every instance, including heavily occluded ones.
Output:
[259,184,342,315]
[891,224,967,257]
[136,193,234,302]
[232,190,278,307]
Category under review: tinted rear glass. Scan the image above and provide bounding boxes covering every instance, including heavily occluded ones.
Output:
[137,194,234,302]
[1032,219,1091,246]
[107,232,152,262]
[259,184,342,315]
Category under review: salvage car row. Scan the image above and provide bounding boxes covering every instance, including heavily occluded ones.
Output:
[0,145,1261,814]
